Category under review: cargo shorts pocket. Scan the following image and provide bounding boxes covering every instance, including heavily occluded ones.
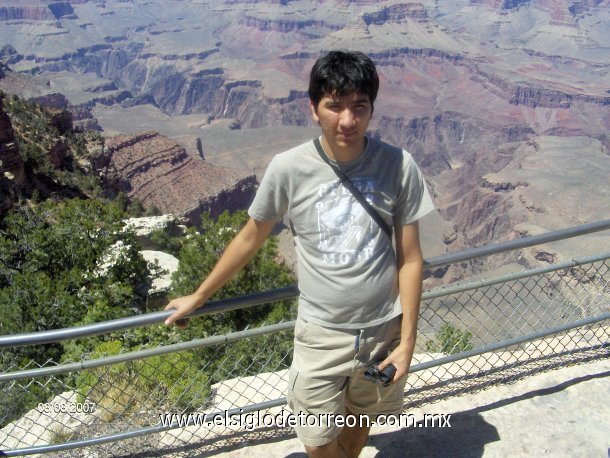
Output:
[286,365,299,409]
[293,317,312,342]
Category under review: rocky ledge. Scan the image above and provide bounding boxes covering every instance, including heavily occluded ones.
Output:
[363,3,429,25]
[101,131,257,224]
[0,2,75,21]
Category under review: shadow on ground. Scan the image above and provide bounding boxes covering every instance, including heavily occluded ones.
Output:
[366,413,498,458]
[363,370,610,458]
[282,412,498,458]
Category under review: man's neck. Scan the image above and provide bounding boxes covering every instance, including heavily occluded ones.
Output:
[320,136,367,163]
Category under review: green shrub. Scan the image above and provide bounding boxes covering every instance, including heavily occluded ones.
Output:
[425,323,474,355]
[75,340,210,419]
[48,424,74,444]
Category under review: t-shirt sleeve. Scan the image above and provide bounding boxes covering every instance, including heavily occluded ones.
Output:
[393,152,435,226]
[248,155,289,222]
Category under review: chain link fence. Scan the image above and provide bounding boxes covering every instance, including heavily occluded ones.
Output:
[1,240,609,456]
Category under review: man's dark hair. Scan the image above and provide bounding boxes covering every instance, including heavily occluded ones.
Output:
[308,50,379,108]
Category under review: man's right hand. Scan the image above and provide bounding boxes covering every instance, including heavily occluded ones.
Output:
[164,293,205,327]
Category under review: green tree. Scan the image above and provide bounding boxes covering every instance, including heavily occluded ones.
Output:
[74,211,296,416]
[170,210,295,335]
[127,199,145,217]
[0,199,149,367]
[154,210,297,387]
[0,198,152,426]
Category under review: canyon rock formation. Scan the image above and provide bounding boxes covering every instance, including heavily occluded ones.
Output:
[1,0,608,279]
[0,2,75,21]
[101,131,257,224]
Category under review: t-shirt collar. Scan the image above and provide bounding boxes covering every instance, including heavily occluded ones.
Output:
[317,135,371,169]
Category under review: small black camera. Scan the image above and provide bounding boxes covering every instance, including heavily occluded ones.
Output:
[364,363,396,387]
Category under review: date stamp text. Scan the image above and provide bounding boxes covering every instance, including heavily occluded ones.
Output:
[37,401,97,414]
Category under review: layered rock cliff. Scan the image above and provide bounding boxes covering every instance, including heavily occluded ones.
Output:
[363,3,429,25]
[241,16,334,33]
[376,111,535,176]
[478,70,610,109]
[0,2,75,21]
[101,132,257,224]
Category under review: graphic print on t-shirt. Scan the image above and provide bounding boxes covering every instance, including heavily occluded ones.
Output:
[316,178,377,265]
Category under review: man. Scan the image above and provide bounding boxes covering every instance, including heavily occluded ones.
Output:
[165,50,434,457]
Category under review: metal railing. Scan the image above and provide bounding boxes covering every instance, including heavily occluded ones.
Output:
[1,219,609,457]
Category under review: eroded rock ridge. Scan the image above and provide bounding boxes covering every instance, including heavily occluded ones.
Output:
[102,131,257,224]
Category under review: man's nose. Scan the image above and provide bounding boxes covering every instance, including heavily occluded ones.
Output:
[339,109,356,127]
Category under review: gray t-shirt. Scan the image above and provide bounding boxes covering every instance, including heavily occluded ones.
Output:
[248,136,434,329]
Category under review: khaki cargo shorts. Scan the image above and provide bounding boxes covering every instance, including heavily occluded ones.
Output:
[287,314,407,447]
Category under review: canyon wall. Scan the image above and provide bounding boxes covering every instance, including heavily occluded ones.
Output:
[101,131,257,224]
[0,2,74,21]
[1,0,608,280]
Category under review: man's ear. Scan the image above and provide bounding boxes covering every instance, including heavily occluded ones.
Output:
[309,100,320,123]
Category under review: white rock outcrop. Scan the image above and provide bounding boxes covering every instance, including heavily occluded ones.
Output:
[124,214,186,239]
[141,250,179,294]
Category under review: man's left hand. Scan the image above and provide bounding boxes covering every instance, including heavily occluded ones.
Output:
[377,344,413,383]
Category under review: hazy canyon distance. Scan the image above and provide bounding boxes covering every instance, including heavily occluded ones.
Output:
[1,0,609,284]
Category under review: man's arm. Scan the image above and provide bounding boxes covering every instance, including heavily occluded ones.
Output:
[164,218,276,326]
[379,221,424,381]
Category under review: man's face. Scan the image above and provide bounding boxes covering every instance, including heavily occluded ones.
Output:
[310,91,373,159]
